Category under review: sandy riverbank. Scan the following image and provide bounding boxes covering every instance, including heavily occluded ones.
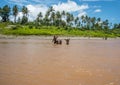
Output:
[0,34,119,40]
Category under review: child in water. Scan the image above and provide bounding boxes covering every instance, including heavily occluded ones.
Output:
[65,38,70,45]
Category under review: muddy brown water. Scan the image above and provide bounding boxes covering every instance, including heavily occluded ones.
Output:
[0,39,120,85]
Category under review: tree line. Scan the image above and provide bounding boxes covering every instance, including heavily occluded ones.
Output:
[0,5,120,31]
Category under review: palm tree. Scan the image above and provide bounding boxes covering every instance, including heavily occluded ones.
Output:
[44,6,55,26]
[56,11,61,20]
[37,12,43,21]
[81,15,86,28]
[97,17,101,23]
[1,5,10,22]
[60,11,66,27]
[12,5,18,23]
[0,7,2,16]
[22,6,28,17]
[85,15,88,28]
[103,19,109,30]
[90,17,96,30]
[66,12,71,26]
[61,10,66,19]
[49,6,54,13]
[43,7,54,26]
[78,21,81,28]
[17,17,21,24]
[69,14,74,26]
[84,16,91,30]
[50,12,55,25]
[75,17,79,26]
[36,12,43,25]
[44,11,50,26]
[55,11,61,26]
[21,6,29,24]
[96,17,102,30]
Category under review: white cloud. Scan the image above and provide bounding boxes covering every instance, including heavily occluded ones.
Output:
[10,12,23,22]
[30,0,59,4]
[6,0,29,6]
[0,17,2,21]
[14,4,48,21]
[52,0,89,12]
[17,12,23,19]
[94,9,101,12]
[80,0,99,1]
[92,5,101,8]
[26,4,48,21]
[10,4,48,21]
[52,0,89,17]
[80,0,114,1]
[78,11,87,17]
[9,0,89,21]
[5,0,60,6]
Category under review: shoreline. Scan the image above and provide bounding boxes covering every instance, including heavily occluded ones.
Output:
[0,34,119,40]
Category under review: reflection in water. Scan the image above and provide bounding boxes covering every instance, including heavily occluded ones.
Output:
[0,39,120,85]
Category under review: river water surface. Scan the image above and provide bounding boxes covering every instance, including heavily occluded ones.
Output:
[0,38,120,85]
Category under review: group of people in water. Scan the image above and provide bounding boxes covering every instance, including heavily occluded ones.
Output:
[52,35,108,45]
[52,35,70,45]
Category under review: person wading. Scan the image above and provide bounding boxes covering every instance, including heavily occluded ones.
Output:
[52,35,62,44]
[65,38,70,45]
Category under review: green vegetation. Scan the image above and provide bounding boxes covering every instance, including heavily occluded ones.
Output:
[0,5,120,37]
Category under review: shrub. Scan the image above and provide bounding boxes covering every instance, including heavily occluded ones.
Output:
[29,25,33,29]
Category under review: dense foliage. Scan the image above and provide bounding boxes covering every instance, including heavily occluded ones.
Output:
[0,5,120,37]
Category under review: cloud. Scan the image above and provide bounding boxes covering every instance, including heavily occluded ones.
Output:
[5,0,60,6]
[26,4,48,21]
[9,0,89,21]
[92,5,101,8]
[53,0,89,12]
[94,9,101,12]
[0,17,2,21]
[30,0,59,4]
[78,11,87,17]
[52,0,89,17]
[80,0,99,1]
[5,0,30,6]
[80,0,114,1]
[13,4,48,21]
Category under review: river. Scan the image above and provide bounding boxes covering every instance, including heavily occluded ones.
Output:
[0,38,120,85]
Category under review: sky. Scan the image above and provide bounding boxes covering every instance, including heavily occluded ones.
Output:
[0,0,120,24]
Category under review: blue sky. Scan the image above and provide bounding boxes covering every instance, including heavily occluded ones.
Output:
[0,0,120,24]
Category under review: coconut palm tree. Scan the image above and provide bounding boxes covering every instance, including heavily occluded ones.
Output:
[90,17,96,30]
[55,11,62,26]
[36,12,43,25]
[1,5,10,22]
[49,6,54,13]
[61,10,66,19]
[50,12,55,25]
[81,15,86,28]
[103,19,109,30]
[75,17,79,26]
[66,12,71,26]
[12,5,18,23]
[22,6,28,17]
[21,6,29,24]
[96,17,102,30]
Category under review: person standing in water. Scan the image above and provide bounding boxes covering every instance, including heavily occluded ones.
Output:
[65,38,70,45]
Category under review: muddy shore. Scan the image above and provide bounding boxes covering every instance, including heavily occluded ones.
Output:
[0,34,119,40]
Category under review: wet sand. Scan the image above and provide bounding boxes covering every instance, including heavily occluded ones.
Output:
[0,38,120,85]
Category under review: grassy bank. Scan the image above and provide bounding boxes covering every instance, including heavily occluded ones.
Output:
[0,24,118,38]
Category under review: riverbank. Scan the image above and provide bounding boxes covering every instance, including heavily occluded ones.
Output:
[0,34,119,40]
